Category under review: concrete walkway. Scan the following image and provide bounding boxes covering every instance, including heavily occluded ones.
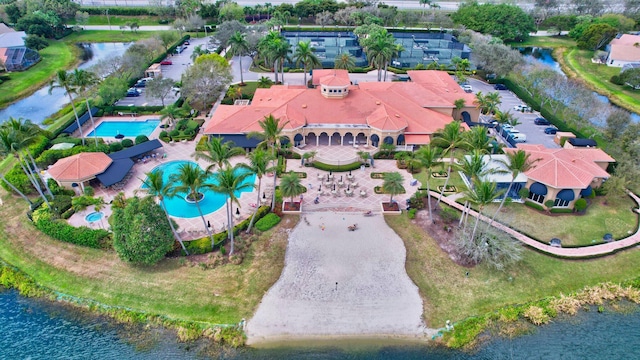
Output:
[246,212,429,345]
[436,191,640,258]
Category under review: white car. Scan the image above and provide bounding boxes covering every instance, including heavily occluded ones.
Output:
[461,84,473,93]
[501,124,514,131]
[513,104,531,112]
[506,128,521,134]
[511,133,527,142]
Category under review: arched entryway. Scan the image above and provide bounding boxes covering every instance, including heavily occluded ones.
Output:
[355,132,367,146]
[307,132,318,146]
[370,134,380,147]
[397,134,405,145]
[330,132,341,146]
[343,132,355,146]
[294,133,304,146]
[318,132,330,145]
[383,136,394,145]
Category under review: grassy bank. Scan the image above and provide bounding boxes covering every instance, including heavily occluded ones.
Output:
[510,36,576,48]
[0,190,291,325]
[69,15,164,26]
[386,213,640,329]
[64,30,160,43]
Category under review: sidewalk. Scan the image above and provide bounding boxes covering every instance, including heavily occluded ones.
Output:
[436,191,640,258]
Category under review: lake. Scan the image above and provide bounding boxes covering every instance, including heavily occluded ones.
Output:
[2,289,639,359]
[0,42,130,125]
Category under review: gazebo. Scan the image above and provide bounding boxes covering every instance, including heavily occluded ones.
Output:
[48,152,113,191]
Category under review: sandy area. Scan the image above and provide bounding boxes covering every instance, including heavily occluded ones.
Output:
[246,212,430,345]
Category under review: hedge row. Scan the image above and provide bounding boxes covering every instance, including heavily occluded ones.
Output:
[184,206,271,255]
[312,161,363,172]
[31,206,110,249]
[81,6,155,16]
[255,213,281,232]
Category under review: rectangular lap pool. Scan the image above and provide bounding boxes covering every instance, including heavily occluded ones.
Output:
[88,119,160,137]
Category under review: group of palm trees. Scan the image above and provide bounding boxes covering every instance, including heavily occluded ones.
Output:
[415,121,538,243]
[359,28,404,82]
[141,115,287,256]
[49,69,101,147]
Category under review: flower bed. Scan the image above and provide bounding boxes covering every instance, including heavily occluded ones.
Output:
[282,201,302,214]
[437,185,458,193]
[432,171,449,178]
[370,172,387,179]
[381,201,402,215]
[374,186,406,194]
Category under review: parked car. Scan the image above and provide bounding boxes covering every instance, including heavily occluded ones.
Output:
[544,126,558,134]
[513,104,532,112]
[506,128,521,134]
[550,238,562,248]
[494,83,508,90]
[501,124,514,131]
[510,133,527,142]
[184,40,190,45]
[534,117,550,125]
[461,84,473,93]
[126,88,141,97]
[160,60,173,65]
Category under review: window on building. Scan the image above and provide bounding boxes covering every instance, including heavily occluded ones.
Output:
[554,198,570,207]
[528,192,545,203]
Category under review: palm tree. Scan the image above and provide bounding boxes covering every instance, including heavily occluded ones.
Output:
[419,0,432,14]
[228,31,249,85]
[279,171,304,204]
[334,53,355,71]
[170,163,215,247]
[0,118,51,207]
[193,137,245,174]
[248,114,289,211]
[415,144,442,223]
[241,149,275,233]
[488,150,539,227]
[485,92,502,115]
[366,31,395,81]
[463,180,501,243]
[50,70,84,146]
[493,109,515,125]
[383,171,404,204]
[294,40,321,86]
[258,31,281,82]
[474,91,490,115]
[71,69,100,147]
[431,121,467,205]
[386,43,405,81]
[272,37,291,84]
[464,126,495,153]
[159,104,187,129]
[140,170,189,255]
[210,164,253,255]
[190,45,210,62]
[257,76,273,88]
[456,150,496,227]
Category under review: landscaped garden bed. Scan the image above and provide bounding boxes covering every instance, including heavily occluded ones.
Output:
[282,201,302,214]
[438,185,458,193]
[432,171,449,178]
[374,185,406,195]
[381,201,402,215]
[371,172,388,179]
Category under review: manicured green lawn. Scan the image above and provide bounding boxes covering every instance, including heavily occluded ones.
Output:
[387,213,640,328]
[413,168,468,193]
[0,41,76,108]
[0,193,291,324]
[64,30,160,43]
[69,15,165,26]
[509,36,576,48]
[561,48,640,115]
[485,194,637,246]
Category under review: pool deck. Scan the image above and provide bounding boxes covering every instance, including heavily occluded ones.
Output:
[67,135,417,241]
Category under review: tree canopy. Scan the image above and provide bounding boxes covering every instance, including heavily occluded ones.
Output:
[112,196,175,265]
[451,2,536,42]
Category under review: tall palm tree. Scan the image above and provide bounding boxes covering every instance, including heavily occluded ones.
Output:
[170,163,215,247]
[383,171,404,203]
[485,92,502,115]
[464,126,495,153]
[385,43,405,81]
[159,104,187,129]
[50,70,84,146]
[257,76,274,88]
[248,115,289,210]
[334,53,356,71]
[415,144,442,223]
[366,31,395,82]
[71,69,100,147]
[493,109,515,125]
[141,170,189,255]
[294,40,321,86]
[0,118,51,206]
[241,149,275,233]
[463,180,501,243]
[419,0,432,15]
[193,137,245,174]
[258,31,281,83]
[272,37,291,84]
[488,150,539,227]
[228,31,249,85]
[279,171,304,204]
[210,164,253,255]
[456,150,496,227]
[431,121,467,205]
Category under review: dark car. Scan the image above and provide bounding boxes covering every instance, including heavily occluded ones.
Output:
[160,60,172,65]
[544,126,558,134]
[126,89,140,97]
[494,83,508,90]
[534,117,550,125]
[134,79,147,88]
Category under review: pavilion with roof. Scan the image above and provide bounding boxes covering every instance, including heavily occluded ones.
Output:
[203,70,479,150]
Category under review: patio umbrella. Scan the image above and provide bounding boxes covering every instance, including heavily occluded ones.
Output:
[262,192,266,199]
[347,184,350,191]
[319,184,322,190]
[236,208,240,215]
[329,170,332,176]
[349,170,352,176]
[333,184,336,190]
[327,174,330,181]
[340,176,343,181]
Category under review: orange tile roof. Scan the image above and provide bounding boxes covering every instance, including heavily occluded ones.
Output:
[608,34,640,62]
[204,71,469,141]
[48,152,113,182]
[312,69,350,86]
[404,134,431,144]
[407,70,477,105]
[507,144,614,189]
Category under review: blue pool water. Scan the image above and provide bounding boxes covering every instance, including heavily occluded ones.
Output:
[85,212,104,223]
[143,160,256,218]
[87,119,160,137]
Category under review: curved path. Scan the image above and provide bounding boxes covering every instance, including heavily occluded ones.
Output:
[435,191,640,258]
[246,212,430,345]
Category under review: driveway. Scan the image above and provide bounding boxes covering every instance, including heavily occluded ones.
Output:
[468,78,560,149]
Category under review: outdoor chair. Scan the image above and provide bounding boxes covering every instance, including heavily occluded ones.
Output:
[360,190,367,198]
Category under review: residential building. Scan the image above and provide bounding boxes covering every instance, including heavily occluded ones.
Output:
[606,34,640,68]
[0,23,40,71]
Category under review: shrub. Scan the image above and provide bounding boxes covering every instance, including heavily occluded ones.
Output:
[408,208,417,219]
[574,198,588,212]
[439,205,460,223]
[255,213,281,232]
[524,200,545,211]
[31,206,109,248]
[523,305,551,326]
[610,75,623,85]
[121,139,134,148]
[84,186,95,196]
[49,195,73,216]
[135,135,149,145]
[312,161,362,172]
[159,131,168,139]
[109,142,123,152]
[170,129,180,137]
[544,200,555,209]
[184,237,212,255]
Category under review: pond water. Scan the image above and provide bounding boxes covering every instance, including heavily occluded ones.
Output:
[519,47,640,122]
[2,288,640,359]
[0,42,131,125]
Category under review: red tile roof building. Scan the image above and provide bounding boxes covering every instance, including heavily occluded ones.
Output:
[203,70,479,148]
[48,152,113,191]
[506,144,615,208]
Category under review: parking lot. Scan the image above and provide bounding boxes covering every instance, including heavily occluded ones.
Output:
[468,78,560,149]
[115,36,211,107]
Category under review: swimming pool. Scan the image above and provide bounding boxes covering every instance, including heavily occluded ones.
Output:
[87,119,160,137]
[142,160,256,218]
[85,212,104,223]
